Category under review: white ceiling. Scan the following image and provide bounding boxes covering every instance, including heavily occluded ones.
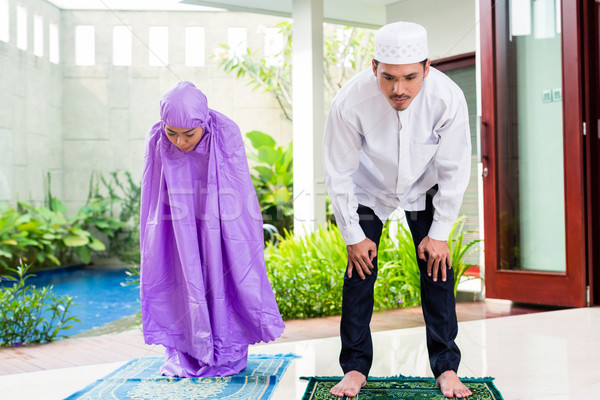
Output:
[46,0,394,27]
[181,0,395,27]
[46,0,224,12]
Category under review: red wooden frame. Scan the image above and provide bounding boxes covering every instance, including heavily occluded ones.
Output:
[481,0,587,307]
[583,0,600,305]
[431,52,476,72]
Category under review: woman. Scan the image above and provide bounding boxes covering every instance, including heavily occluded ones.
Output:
[140,81,284,377]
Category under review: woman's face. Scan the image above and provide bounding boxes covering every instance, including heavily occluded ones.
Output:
[164,125,204,152]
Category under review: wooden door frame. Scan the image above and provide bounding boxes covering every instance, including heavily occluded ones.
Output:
[583,0,600,305]
[480,0,587,307]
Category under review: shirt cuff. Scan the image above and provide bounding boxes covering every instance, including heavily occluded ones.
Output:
[427,220,452,242]
[340,222,367,245]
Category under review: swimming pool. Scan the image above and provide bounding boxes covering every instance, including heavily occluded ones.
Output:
[3,266,140,337]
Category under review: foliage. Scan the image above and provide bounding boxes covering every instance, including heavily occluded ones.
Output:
[87,171,141,264]
[216,21,375,121]
[264,217,481,320]
[377,221,422,309]
[245,130,294,235]
[0,200,109,271]
[0,261,80,346]
[264,224,347,319]
[448,216,482,295]
[264,222,422,320]
[0,171,137,272]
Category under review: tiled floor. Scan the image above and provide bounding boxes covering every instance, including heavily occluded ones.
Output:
[2,301,598,399]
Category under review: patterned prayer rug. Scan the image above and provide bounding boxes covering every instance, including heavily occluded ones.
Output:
[301,376,504,400]
[66,354,298,400]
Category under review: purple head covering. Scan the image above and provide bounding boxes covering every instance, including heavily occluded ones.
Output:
[160,81,210,130]
[140,81,284,378]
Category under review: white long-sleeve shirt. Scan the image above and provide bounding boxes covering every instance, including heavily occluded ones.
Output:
[323,67,471,245]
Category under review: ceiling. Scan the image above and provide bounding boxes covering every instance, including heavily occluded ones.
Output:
[45,0,224,12]
[46,0,396,27]
[180,0,396,27]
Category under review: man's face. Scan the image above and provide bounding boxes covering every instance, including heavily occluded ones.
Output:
[164,125,204,152]
[372,59,430,111]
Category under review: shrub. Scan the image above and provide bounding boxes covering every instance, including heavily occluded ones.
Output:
[448,216,481,295]
[0,261,80,346]
[245,130,294,236]
[264,222,424,319]
[264,224,347,319]
[265,217,480,320]
[88,170,141,264]
[0,200,110,271]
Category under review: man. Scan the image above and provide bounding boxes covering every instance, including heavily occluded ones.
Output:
[323,22,472,398]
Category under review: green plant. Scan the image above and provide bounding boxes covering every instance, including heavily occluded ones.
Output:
[264,222,427,320]
[0,203,58,270]
[88,171,141,264]
[377,221,422,309]
[264,224,347,319]
[448,216,482,295]
[216,21,375,121]
[17,200,107,266]
[0,261,80,346]
[264,217,481,320]
[245,130,294,235]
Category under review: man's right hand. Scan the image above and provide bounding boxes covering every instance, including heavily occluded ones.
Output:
[346,238,377,279]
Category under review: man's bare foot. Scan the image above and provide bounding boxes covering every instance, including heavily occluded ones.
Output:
[329,371,366,398]
[436,370,472,398]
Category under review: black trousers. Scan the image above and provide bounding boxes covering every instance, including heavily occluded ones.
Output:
[339,187,460,378]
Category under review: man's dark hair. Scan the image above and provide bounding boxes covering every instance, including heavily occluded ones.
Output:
[373,59,428,69]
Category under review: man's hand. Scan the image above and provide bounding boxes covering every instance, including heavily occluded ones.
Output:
[418,236,451,282]
[346,238,377,279]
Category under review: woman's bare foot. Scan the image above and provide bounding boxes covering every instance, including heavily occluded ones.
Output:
[436,370,472,398]
[329,370,367,398]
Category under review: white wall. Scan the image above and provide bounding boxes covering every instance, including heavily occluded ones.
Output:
[386,0,476,59]
[58,10,291,211]
[0,0,62,205]
[0,2,292,211]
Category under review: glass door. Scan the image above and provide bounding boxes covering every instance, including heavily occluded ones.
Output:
[480,0,587,306]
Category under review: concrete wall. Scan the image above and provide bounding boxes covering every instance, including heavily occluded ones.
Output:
[59,10,290,211]
[0,0,62,205]
[386,0,476,59]
[0,1,292,211]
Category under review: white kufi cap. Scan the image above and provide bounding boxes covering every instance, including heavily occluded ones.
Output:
[374,22,428,64]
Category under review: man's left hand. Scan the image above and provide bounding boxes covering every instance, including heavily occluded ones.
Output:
[418,236,451,282]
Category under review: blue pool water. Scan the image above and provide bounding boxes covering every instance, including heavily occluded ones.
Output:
[2,266,140,337]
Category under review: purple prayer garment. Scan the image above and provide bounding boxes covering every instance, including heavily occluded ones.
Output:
[140,81,285,377]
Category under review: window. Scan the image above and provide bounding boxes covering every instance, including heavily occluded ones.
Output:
[75,25,95,65]
[227,27,247,62]
[264,27,283,67]
[185,26,205,66]
[49,23,59,63]
[17,5,27,50]
[33,15,43,57]
[113,26,132,66]
[0,0,8,43]
[149,26,168,66]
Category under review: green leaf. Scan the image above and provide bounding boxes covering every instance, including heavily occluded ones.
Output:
[75,246,91,264]
[253,166,274,182]
[63,234,89,247]
[246,130,276,150]
[50,198,68,214]
[88,237,106,251]
[257,147,278,165]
